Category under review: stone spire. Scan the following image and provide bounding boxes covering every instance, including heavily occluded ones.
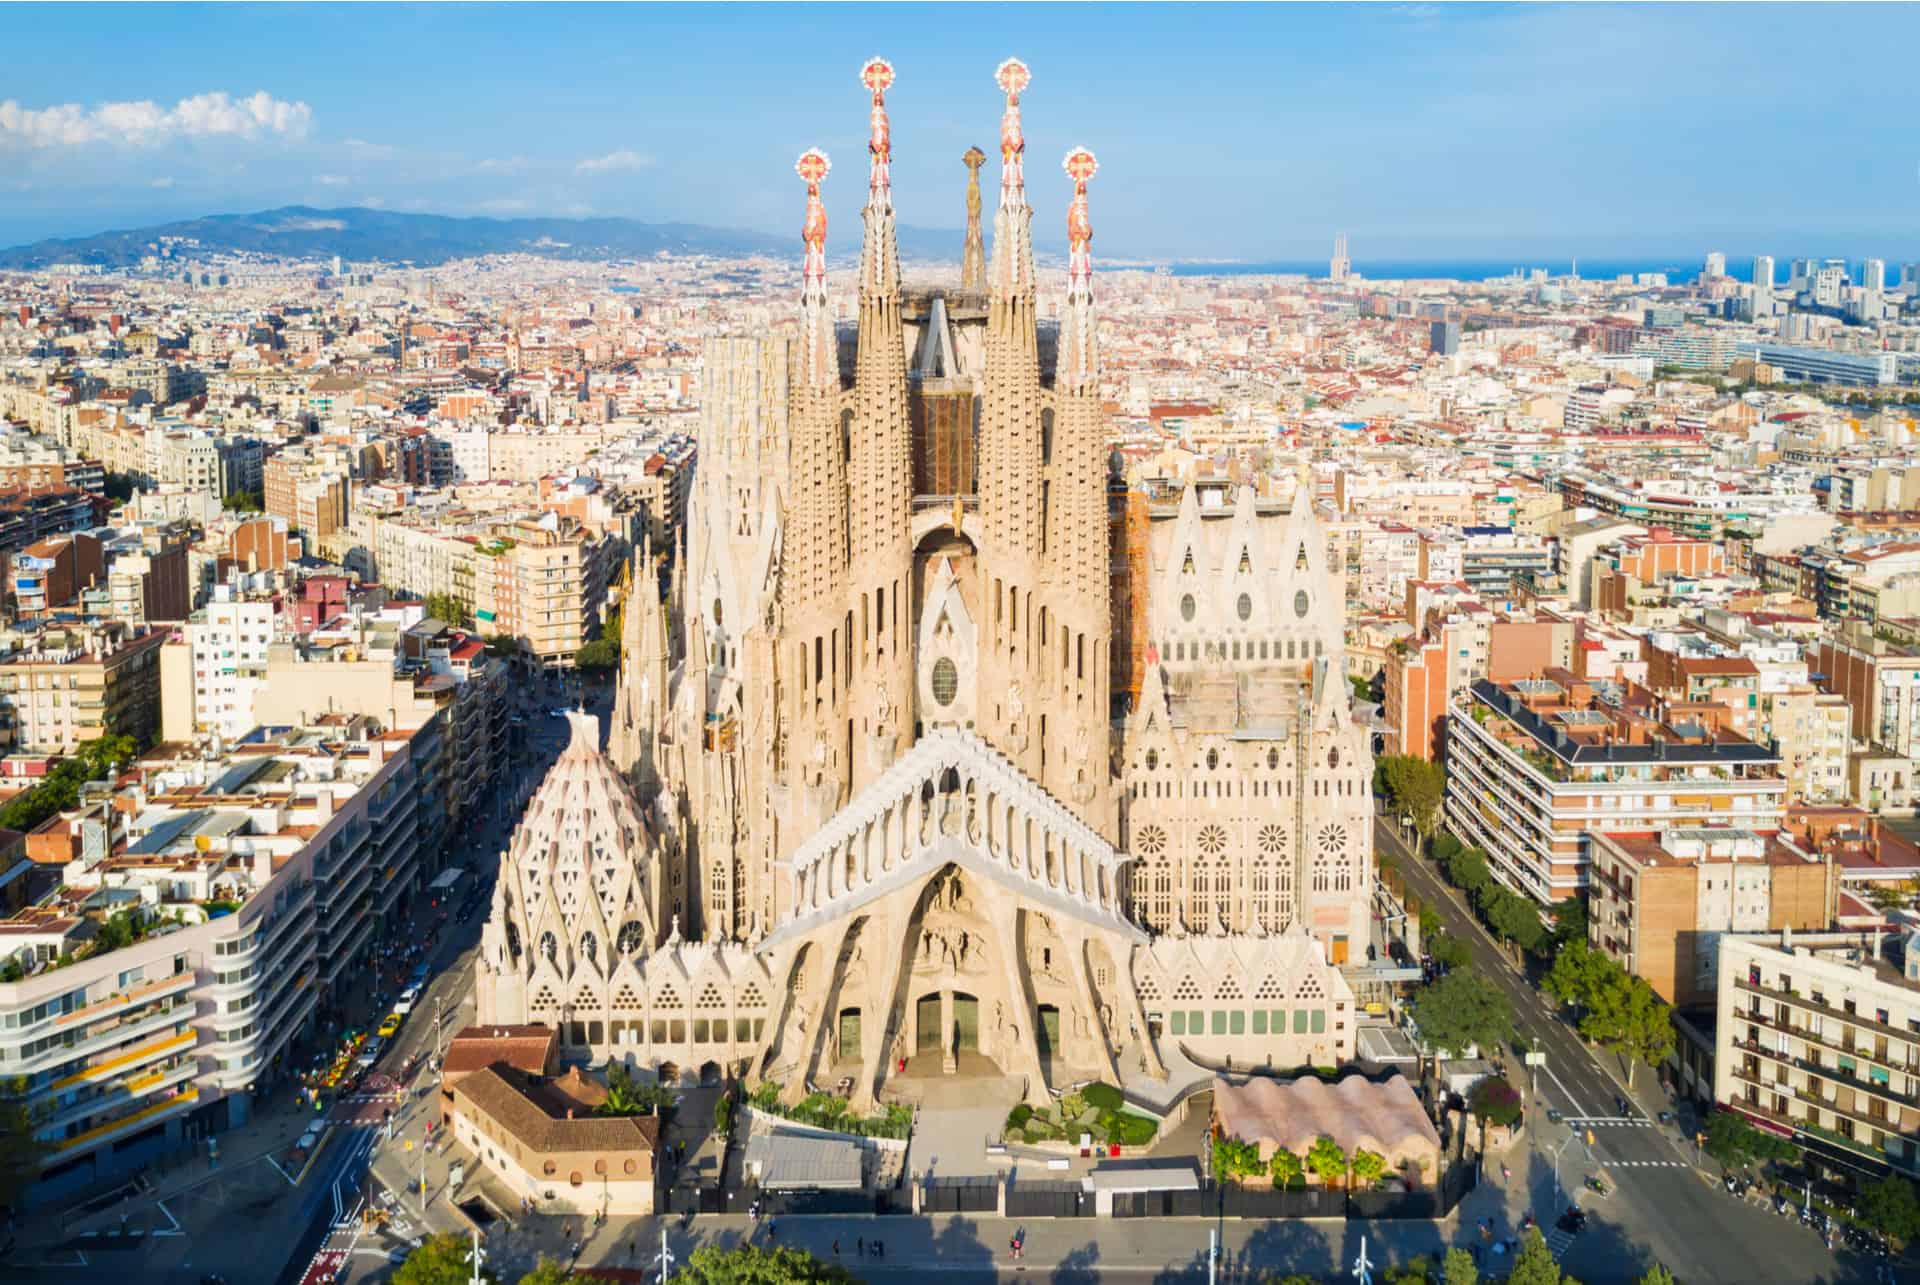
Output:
[1060,147,1099,395]
[980,57,1044,567]
[857,57,900,299]
[961,145,987,290]
[789,148,848,609]
[611,538,669,801]
[1048,145,1108,603]
[989,58,1035,299]
[795,147,835,388]
[846,55,913,789]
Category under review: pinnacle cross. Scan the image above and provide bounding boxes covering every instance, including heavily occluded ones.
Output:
[1064,147,1098,290]
[995,58,1030,208]
[861,57,895,204]
[1062,147,1100,389]
[795,147,834,384]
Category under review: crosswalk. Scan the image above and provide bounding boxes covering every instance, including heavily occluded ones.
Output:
[1563,1115,1656,1127]
[1543,1229,1577,1258]
[1596,1159,1690,1169]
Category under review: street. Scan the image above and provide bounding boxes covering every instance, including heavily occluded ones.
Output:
[1374,814,1884,1284]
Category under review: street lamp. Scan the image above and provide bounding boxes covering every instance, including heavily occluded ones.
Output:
[1551,1125,1581,1201]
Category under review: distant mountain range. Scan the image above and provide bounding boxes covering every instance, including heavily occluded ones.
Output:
[0,205,1029,270]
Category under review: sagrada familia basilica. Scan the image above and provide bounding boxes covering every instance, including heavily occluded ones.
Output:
[478,59,1375,1107]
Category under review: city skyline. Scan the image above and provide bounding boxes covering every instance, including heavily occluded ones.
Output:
[3,2,1918,259]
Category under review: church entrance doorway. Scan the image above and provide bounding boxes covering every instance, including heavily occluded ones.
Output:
[838,1008,862,1058]
[916,995,943,1054]
[1036,1004,1061,1059]
[953,993,980,1053]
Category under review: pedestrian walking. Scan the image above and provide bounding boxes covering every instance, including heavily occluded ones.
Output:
[874,1240,884,1259]
[857,1236,865,1257]
[832,1239,840,1258]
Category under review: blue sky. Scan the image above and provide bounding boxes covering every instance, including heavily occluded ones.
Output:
[1,2,1915,261]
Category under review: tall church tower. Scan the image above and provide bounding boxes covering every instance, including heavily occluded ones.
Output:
[1042,147,1115,831]
[846,58,915,794]
[975,59,1051,786]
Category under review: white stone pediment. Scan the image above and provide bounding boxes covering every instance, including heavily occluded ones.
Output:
[762,727,1143,953]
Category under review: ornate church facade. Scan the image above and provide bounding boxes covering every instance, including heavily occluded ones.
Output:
[477,59,1371,1107]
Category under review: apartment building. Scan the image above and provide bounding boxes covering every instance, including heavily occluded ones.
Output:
[263,450,350,543]
[1816,622,1920,758]
[1587,828,1834,1008]
[11,533,104,616]
[459,519,613,668]
[0,485,102,574]
[0,720,434,1204]
[1445,673,1788,904]
[1767,685,1854,805]
[0,623,166,754]
[1717,933,1920,1181]
[170,593,278,742]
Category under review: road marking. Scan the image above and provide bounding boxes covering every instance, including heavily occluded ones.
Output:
[1541,1063,1592,1117]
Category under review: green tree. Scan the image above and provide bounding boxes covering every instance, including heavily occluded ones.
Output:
[1426,932,1472,971]
[1385,1258,1435,1285]
[1212,1134,1263,1180]
[1445,846,1491,895]
[1349,1147,1387,1189]
[1701,1110,1796,1170]
[1859,1173,1920,1240]
[575,636,622,674]
[1411,969,1514,1063]
[596,1063,674,1119]
[1506,1228,1565,1285]
[1485,888,1546,955]
[667,1243,855,1285]
[1579,971,1674,1088]
[0,1091,50,1211]
[1443,1247,1480,1285]
[221,488,264,513]
[1379,754,1447,847]
[519,1261,593,1285]
[1550,896,1587,949]
[1431,831,1462,863]
[393,1233,496,1284]
[1306,1134,1349,1189]
[1636,1267,1676,1285]
[421,592,472,629]
[1543,941,1604,1014]
[1268,1147,1305,1188]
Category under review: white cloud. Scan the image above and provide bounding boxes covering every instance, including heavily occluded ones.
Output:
[476,156,529,175]
[478,197,535,213]
[575,148,652,174]
[316,174,349,186]
[0,90,311,150]
[149,176,174,189]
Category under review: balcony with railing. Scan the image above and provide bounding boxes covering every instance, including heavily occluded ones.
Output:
[1735,975,1920,1050]
[44,969,196,1036]
[12,998,193,1079]
[47,1084,199,1156]
[34,1056,196,1136]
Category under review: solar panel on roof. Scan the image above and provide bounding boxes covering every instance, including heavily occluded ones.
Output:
[126,809,209,855]
[208,758,272,794]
